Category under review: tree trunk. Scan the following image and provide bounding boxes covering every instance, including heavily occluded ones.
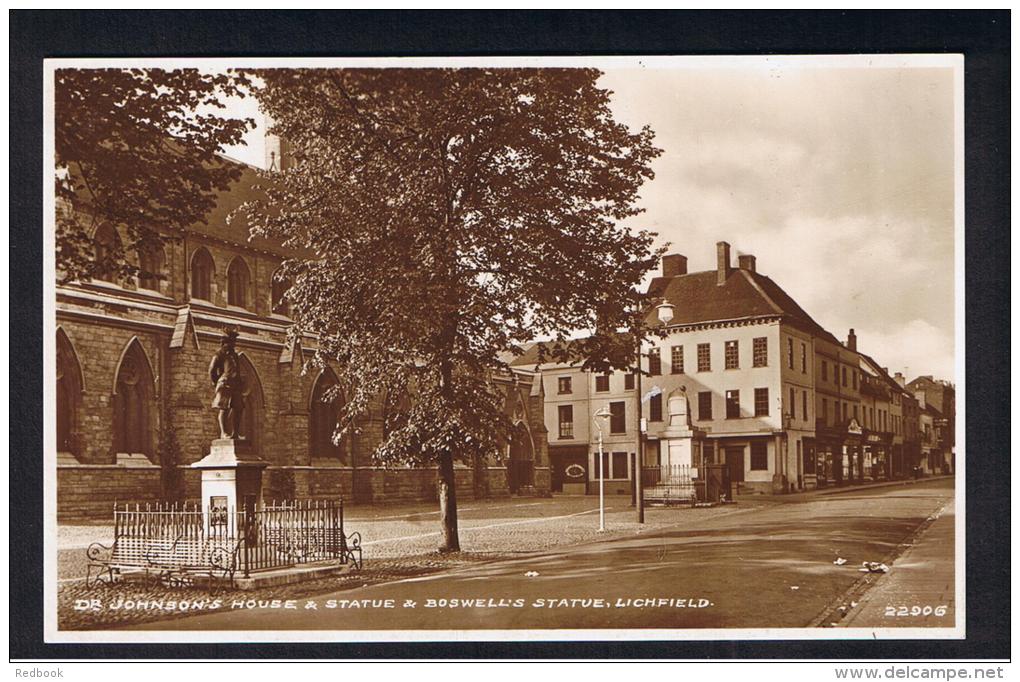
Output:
[472,451,489,500]
[437,448,460,552]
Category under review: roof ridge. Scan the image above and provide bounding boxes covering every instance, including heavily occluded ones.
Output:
[739,269,784,315]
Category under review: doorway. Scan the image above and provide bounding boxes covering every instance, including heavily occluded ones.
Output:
[725,446,745,483]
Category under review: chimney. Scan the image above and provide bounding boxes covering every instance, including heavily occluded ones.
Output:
[737,254,757,273]
[847,328,857,352]
[662,254,688,278]
[716,241,731,286]
[894,372,905,387]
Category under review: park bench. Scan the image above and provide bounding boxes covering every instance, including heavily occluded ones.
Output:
[145,535,243,588]
[85,535,242,589]
[85,537,163,588]
[262,525,363,570]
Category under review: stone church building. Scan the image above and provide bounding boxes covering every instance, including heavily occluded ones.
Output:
[55,147,550,521]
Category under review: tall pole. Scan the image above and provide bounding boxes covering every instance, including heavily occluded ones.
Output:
[597,427,606,532]
[635,337,645,524]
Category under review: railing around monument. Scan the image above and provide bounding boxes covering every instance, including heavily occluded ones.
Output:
[111,499,354,578]
[641,464,706,504]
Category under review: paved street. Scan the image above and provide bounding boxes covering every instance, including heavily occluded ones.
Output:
[838,497,956,628]
[127,479,954,631]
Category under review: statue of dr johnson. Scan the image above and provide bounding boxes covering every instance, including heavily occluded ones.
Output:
[209,328,245,439]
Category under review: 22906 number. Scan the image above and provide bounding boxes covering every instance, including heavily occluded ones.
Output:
[884,605,949,617]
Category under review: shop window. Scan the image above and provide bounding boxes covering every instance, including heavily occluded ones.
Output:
[750,441,768,470]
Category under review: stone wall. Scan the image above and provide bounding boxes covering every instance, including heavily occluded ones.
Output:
[57,465,163,521]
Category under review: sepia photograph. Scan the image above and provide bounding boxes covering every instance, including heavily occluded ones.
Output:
[41,53,966,644]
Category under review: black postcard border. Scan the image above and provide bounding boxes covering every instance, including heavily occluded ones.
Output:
[9,9,1010,661]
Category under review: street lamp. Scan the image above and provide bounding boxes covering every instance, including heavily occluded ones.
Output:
[656,300,675,326]
[593,406,612,532]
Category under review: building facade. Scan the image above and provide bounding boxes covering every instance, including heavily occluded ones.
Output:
[520,244,955,496]
[55,160,550,521]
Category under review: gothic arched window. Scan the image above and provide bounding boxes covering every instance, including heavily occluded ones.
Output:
[113,339,155,457]
[227,257,251,309]
[271,269,291,317]
[310,368,345,462]
[56,328,84,456]
[137,243,165,291]
[93,223,122,283]
[237,353,264,451]
[190,247,214,301]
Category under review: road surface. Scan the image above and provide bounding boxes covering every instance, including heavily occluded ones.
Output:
[128,479,954,631]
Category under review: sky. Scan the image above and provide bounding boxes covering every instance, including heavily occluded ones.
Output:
[220,62,957,381]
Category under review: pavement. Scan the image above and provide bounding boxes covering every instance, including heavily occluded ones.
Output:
[57,495,762,581]
[837,498,955,628]
[120,478,955,631]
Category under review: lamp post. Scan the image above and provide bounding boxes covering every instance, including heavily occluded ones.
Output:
[592,406,611,532]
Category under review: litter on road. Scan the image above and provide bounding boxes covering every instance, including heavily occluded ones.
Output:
[860,562,890,573]
[833,557,847,565]
[524,571,540,577]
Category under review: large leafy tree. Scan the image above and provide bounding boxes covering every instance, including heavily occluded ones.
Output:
[55,68,253,283]
[245,68,663,551]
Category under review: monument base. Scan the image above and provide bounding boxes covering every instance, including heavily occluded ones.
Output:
[192,439,268,516]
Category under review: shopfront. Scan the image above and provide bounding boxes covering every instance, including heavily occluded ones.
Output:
[815,418,863,487]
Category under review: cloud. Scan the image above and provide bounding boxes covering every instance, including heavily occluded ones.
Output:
[603,65,957,381]
[851,318,956,381]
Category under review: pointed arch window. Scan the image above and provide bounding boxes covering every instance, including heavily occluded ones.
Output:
[237,353,264,451]
[137,243,165,292]
[56,329,84,456]
[227,257,252,309]
[191,247,214,301]
[310,368,345,462]
[93,223,122,283]
[113,340,155,457]
[271,269,291,317]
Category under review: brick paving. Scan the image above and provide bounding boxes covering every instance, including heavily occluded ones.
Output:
[837,498,956,628]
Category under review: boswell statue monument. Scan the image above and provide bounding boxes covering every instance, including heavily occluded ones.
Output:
[209,328,245,440]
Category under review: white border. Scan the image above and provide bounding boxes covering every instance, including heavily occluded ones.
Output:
[42,53,966,644]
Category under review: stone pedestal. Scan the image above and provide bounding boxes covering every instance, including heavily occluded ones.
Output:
[191,439,267,523]
[660,388,706,476]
